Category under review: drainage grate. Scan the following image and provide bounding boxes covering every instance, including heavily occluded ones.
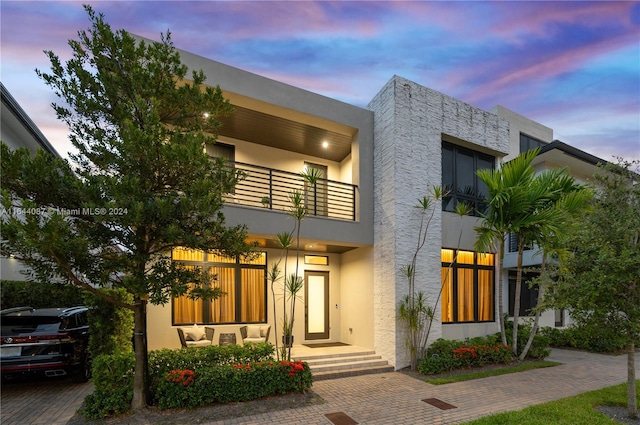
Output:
[422,398,457,410]
[325,411,359,425]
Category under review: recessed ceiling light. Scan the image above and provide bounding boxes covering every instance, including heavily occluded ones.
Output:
[322,141,329,149]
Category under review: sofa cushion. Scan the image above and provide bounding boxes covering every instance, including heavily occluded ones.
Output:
[186,339,211,347]
[247,325,261,339]
[260,325,270,338]
[185,325,206,341]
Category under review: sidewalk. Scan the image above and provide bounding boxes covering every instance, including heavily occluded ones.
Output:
[0,349,635,425]
[205,349,637,424]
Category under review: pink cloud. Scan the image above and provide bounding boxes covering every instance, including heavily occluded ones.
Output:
[461,29,639,105]
[161,1,384,41]
[491,1,637,39]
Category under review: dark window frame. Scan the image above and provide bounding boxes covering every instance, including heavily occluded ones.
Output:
[508,270,539,317]
[206,141,235,162]
[519,133,546,154]
[507,233,532,253]
[171,252,268,326]
[442,141,494,216]
[442,249,495,324]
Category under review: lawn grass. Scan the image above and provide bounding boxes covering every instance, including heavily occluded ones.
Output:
[424,360,561,385]
[461,381,640,425]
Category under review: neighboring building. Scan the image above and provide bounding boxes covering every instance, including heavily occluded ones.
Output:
[0,83,61,282]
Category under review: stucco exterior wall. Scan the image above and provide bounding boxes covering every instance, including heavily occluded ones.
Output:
[339,247,374,348]
[145,248,375,351]
[369,76,509,369]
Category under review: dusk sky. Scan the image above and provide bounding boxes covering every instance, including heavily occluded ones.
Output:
[1,1,639,162]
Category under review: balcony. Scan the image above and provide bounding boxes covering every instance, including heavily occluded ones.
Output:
[225,161,357,221]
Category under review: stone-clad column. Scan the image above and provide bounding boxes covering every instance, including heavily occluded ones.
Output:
[368,76,508,369]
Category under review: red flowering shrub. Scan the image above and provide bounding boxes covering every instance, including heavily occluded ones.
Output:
[166,369,195,387]
[418,338,514,375]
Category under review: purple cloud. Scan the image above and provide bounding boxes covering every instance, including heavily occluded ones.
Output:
[1,1,638,161]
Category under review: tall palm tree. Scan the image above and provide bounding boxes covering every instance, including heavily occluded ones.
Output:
[475,149,539,346]
[511,168,591,357]
[476,149,591,356]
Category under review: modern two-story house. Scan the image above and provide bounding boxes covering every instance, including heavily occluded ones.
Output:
[2,44,607,372]
[143,45,607,371]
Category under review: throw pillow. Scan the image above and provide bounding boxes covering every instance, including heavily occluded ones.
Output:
[247,325,261,339]
[186,325,206,341]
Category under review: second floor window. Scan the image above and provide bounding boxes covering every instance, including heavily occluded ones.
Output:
[206,142,235,162]
[442,141,494,216]
[520,133,546,154]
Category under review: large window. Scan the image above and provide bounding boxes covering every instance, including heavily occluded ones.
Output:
[519,133,546,154]
[172,248,267,325]
[442,142,494,216]
[441,249,494,323]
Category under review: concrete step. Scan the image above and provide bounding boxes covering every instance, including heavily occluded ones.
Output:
[294,350,393,381]
[293,350,376,361]
[304,354,383,367]
[310,357,390,373]
[312,364,395,381]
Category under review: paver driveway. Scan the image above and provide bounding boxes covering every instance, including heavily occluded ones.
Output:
[1,378,93,425]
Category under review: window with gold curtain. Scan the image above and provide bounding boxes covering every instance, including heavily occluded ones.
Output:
[241,268,266,322]
[441,268,454,323]
[172,265,203,324]
[457,268,474,322]
[441,248,495,324]
[207,266,236,323]
[478,269,494,321]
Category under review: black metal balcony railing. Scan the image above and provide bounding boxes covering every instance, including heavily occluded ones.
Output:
[224,161,357,221]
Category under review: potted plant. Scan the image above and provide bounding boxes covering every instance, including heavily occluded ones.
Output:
[282,320,294,348]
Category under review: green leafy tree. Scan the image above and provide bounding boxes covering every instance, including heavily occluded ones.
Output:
[476,149,591,356]
[548,159,639,419]
[0,6,250,410]
[516,176,593,360]
[511,168,592,359]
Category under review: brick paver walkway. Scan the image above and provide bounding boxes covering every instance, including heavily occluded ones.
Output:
[0,349,636,425]
[206,349,638,425]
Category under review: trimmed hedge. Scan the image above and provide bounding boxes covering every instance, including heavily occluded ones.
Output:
[82,343,312,419]
[84,288,134,357]
[156,360,312,410]
[82,352,135,419]
[540,325,634,353]
[0,280,84,309]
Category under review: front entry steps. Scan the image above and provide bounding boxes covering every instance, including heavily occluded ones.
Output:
[293,349,393,381]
